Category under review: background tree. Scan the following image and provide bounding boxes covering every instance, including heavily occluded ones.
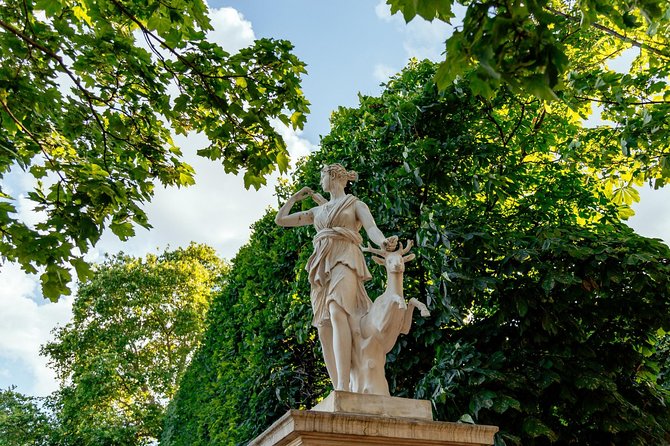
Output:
[161,212,328,446]
[163,60,670,445]
[0,387,55,446]
[0,0,309,299]
[42,243,226,445]
[387,0,670,192]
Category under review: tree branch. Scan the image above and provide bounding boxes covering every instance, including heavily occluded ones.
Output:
[0,17,111,162]
[483,104,507,145]
[574,95,670,105]
[544,6,670,59]
[108,0,237,81]
[0,97,68,187]
[504,102,526,146]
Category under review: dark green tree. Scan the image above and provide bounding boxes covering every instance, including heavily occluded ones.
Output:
[163,60,670,445]
[42,243,226,445]
[0,0,308,300]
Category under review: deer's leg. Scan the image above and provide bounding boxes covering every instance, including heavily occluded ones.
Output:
[409,297,430,317]
[399,304,414,336]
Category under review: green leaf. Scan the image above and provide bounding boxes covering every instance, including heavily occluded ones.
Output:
[516,298,528,317]
[235,77,248,88]
[522,417,557,441]
[458,414,475,424]
[110,221,135,241]
[41,266,72,302]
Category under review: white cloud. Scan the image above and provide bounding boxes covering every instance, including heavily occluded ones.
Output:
[608,47,638,74]
[207,7,255,53]
[628,184,670,245]
[0,263,73,396]
[273,120,316,163]
[402,20,449,61]
[373,64,398,83]
[373,0,451,81]
[4,162,67,230]
[375,1,399,23]
[15,194,47,229]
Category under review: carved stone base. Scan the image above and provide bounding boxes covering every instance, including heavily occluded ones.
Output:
[249,392,498,446]
[312,390,433,420]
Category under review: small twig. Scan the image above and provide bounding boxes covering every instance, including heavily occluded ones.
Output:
[109,0,238,81]
[532,107,546,133]
[20,0,34,34]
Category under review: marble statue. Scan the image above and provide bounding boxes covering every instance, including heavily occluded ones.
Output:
[275,163,430,395]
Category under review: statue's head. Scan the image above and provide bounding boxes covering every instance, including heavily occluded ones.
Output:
[321,163,358,191]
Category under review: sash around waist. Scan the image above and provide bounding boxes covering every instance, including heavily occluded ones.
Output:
[313,227,362,246]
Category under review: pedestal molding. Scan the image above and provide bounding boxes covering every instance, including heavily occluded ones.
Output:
[250,409,498,446]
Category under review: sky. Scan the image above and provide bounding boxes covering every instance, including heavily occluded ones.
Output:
[1,0,669,398]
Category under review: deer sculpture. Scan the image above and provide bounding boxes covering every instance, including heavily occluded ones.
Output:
[349,240,430,395]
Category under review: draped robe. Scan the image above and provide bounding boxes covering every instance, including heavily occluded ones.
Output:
[306,195,373,327]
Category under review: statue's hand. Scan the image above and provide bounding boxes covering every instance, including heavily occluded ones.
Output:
[292,187,314,202]
[382,235,398,252]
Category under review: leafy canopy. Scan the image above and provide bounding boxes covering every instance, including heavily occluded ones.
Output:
[42,243,227,445]
[387,0,670,195]
[0,387,55,446]
[0,0,309,300]
[387,0,669,99]
[164,60,670,445]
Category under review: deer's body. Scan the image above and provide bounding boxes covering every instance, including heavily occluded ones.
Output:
[350,241,430,395]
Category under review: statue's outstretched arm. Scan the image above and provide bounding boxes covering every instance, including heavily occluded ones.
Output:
[355,201,398,251]
[275,187,316,227]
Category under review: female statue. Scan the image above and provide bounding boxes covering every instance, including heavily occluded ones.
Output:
[275,163,397,391]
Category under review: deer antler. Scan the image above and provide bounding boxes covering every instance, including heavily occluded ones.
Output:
[361,243,387,257]
[400,240,414,255]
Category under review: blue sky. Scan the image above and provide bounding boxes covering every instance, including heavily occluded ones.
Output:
[215,0,454,141]
[0,0,668,397]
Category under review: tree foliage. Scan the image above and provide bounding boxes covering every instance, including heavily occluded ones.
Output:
[0,0,309,300]
[161,214,328,446]
[0,388,55,446]
[164,60,670,445]
[387,0,669,99]
[387,0,670,192]
[42,243,226,445]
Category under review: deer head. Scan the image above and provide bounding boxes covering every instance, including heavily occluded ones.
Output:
[362,240,415,273]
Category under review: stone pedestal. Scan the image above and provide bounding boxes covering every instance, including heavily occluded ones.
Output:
[249,392,498,446]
